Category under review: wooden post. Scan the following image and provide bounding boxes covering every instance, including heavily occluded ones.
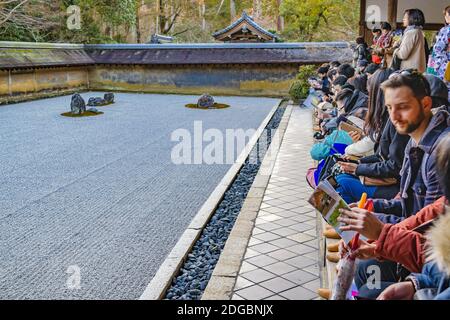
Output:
[387,0,398,29]
[359,0,374,43]
[359,0,366,36]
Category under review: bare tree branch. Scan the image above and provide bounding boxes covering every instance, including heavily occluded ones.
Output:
[171,28,188,37]
[158,0,184,34]
[0,0,30,26]
[338,10,354,32]
[215,0,225,17]
[0,0,24,5]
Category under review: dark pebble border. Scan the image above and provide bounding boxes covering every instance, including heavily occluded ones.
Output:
[165,102,287,300]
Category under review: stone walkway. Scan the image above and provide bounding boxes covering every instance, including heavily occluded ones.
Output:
[231,106,321,300]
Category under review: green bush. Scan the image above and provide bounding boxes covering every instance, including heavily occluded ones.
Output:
[290,65,317,101]
[288,81,305,103]
[297,65,317,81]
[289,65,317,102]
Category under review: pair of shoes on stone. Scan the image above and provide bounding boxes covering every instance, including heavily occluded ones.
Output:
[317,288,331,300]
[327,242,339,252]
[326,252,340,263]
[322,228,340,239]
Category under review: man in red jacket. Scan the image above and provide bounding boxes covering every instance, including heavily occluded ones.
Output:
[339,197,445,270]
[338,133,450,298]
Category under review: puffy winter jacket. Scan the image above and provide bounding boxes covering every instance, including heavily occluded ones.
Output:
[407,207,450,300]
[345,136,375,157]
[374,197,446,273]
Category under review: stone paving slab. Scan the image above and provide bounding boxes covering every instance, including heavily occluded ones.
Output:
[232,106,320,300]
[202,104,293,300]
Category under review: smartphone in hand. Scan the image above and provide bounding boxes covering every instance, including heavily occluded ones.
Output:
[336,157,359,164]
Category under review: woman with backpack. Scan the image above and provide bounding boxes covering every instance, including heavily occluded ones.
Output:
[353,36,370,69]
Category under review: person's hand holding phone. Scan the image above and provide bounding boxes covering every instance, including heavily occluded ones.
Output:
[341,154,359,162]
[338,161,358,174]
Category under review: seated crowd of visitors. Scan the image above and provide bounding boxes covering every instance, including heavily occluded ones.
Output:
[306,7,450,300]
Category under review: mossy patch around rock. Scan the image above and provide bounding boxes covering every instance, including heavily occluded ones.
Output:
[185,103,230,110]
[61,111,104,117]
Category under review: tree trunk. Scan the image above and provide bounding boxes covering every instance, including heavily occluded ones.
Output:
[199,0,206,30]
[135,0,144,43]
[253,0,261,20]
[276,0,284,32]
[156,0,163,34]
[164,0,172,33]
[158,0,183,35]
[230,0,236,22]
[202,2,206,31]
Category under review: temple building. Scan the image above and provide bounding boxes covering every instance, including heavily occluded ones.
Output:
[212,11,279,43]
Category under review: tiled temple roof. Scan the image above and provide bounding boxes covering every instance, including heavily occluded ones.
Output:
[0,42,94,70]
[212,11,279,42]
[0,41,352,70]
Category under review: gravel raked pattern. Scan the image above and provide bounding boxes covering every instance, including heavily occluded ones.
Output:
[0,92,278,299]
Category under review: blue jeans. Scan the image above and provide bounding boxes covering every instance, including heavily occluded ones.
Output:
[357,282,396,299]
[336,174,377,204]
[355,259,410,299]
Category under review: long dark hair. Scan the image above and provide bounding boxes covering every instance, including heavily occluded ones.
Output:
[364,68,394,142]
